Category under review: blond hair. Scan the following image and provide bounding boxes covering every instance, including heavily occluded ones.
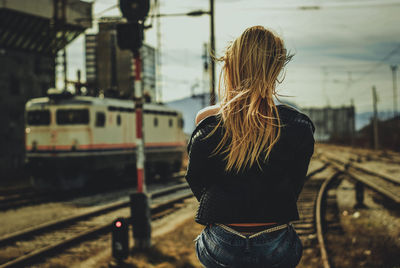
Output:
[210,26,292,173]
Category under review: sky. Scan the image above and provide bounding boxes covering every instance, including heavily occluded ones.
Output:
[67,0,400,114]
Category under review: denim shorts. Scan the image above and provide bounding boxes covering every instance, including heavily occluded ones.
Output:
[195,223,302,268]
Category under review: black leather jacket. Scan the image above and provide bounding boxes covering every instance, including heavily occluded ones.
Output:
[185,105,315,225]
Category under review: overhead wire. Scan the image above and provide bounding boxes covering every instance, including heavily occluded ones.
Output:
[94,4,118,18]
[348,44,400,86]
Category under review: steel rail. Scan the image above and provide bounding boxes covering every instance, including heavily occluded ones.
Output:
[292,162,339,268]
[315,172,339,268]
[0,191,51,211]
[318,145,400,164]
[0,171,186,212]
[0,182,189,247]
[320,154,400,204]
[0,191,194,268]
[350,162,400,185]
[0,187,34,196]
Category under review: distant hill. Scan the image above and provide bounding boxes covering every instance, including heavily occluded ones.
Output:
[355,110,394,130]
[165,93,210,135]
[354,116,400,151]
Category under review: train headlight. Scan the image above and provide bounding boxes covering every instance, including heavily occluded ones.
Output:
[25,128,31,134]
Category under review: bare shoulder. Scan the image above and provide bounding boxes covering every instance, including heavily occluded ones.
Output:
[195,104,220,125]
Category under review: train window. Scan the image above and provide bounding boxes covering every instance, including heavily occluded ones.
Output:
[154,117,158,127]
[179,118,184,129]
[117,114,121,126]
[95,112,105,127]
[168,118,173,127]
[56,109,89,125]
[27,110,50,125]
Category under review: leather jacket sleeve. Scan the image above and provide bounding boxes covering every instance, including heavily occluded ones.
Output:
[291,120,315,198]
[185,126,213,201]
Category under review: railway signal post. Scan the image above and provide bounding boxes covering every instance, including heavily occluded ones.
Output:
[112,218,130,261]
[118,0,151,249]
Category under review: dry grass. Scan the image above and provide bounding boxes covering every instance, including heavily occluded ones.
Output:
[106,218,204,268]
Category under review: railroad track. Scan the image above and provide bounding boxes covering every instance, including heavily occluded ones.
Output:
[0,172,186,211]
[0,182,192,268]
[318,144,400,165]
[300,149,400,268]
[320,152,400,205]
[0,190,55,211]
[293,159,340,268]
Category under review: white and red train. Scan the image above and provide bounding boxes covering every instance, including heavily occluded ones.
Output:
[25,92,186,189]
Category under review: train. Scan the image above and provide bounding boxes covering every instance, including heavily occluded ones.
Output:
[24,91,186,189]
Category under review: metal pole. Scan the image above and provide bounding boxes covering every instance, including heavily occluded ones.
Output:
[131,52,151,249]
[372,86,379,150]
[354,181,366,209]
[209,0,216,105]
[62,0,67,91]
[111,33,118,90]
[155,0,163,103]
[202,43,209,108]
[76,69,81,94]
[391,65,398,117]
[350,98,355,147]
[134,53,146,194]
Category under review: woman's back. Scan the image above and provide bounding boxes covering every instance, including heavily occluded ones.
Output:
[186,104,314,225]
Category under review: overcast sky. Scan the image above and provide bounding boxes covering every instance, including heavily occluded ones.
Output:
[67,0,400,113]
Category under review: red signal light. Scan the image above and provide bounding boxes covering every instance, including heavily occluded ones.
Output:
[115,221,122,228]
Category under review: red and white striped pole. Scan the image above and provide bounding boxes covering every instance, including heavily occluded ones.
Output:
[134,53,146,193]
[130,52,151,249]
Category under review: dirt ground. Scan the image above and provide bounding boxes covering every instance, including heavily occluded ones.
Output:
[64,198,202,268]
[107,218,204,268]
[326,178,400,268]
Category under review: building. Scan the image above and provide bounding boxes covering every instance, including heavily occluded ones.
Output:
[0,0,92,180]
[302,106,355,142]
[85,34,97,91]
[137,44,156,100]
[85,17,156,100]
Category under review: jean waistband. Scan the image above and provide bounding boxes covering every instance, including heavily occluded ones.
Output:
[215,223,289,239]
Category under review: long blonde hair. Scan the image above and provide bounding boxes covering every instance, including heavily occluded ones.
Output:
[210,26,292,173]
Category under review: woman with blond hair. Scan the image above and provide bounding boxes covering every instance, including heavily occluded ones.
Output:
[185,26,315,267]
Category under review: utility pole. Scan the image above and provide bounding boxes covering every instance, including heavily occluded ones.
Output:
[76,69,81,94]
[111,33,117,91]
[350,98,355,147]
[391,65,398,117]
[62,0,67,91]
[372,86,379,150]
[202,43,209,108]
[155,0,163,103]
[321,67,328,106]
[209,0,216,105]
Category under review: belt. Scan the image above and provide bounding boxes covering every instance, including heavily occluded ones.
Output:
[225,224,278,233]
[215,223,289,239]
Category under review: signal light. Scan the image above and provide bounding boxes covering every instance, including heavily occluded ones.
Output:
[116,22,143,53]
[112,217,129,260]
[119,0,150,22]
